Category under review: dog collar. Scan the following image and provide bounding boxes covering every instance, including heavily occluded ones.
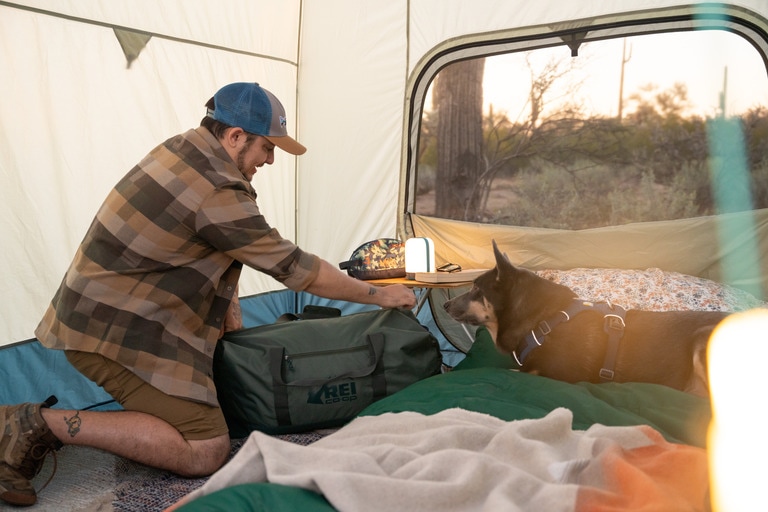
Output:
[513,299,627,382]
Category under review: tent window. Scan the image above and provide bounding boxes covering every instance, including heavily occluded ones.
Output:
[413,29,768,229]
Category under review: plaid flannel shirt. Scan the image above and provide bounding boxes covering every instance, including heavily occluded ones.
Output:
[35,127,319,406]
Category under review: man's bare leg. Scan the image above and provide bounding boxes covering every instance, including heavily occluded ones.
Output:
[41,408,230,477]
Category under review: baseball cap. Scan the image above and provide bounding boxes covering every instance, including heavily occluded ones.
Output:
[207,82,306,155]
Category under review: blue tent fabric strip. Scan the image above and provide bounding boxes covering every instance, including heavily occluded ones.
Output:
[0,290,464,408]
[0,340,119,410]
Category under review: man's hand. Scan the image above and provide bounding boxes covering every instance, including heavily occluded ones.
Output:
[305,260,417,310]
[371,284,417,310]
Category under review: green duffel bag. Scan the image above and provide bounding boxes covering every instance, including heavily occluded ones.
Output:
[213,308,442,437]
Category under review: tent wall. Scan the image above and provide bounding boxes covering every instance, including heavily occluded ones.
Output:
[0,0,303,346]
[295,2,408,265]
[2,0,768,347]
[412,211,768,300]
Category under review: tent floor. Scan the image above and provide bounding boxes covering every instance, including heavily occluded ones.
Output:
[27,432,329,511]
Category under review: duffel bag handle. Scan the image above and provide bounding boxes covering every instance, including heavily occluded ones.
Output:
[268,333,385,387]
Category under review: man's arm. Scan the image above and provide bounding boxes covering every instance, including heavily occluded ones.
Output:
[304,260,416,309]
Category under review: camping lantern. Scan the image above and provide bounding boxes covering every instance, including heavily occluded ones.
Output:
[405,237,435,278]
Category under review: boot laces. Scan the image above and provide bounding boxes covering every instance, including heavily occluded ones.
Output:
[17,441,59,494]
[17,441,55,480]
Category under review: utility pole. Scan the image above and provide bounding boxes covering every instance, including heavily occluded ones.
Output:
[718,66,728,117]
[618,38,632,120]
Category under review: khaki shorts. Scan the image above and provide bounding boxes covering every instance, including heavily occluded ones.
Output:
[65,350,229,441]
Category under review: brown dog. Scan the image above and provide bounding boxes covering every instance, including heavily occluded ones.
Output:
[443,241,728,397]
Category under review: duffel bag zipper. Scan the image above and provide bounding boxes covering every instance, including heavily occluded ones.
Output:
[285,345,370,372]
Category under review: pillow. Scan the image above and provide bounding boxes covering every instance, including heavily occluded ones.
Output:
[536,267,765,312]
[452,327,517,371]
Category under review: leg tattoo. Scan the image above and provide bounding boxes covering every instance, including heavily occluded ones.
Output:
[64,411,82,437]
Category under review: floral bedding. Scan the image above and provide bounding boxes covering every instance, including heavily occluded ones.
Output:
[537,267,765,312]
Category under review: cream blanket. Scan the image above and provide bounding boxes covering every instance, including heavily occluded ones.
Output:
[175,408,709,511]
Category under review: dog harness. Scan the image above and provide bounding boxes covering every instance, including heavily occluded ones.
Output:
[512,299,627,382]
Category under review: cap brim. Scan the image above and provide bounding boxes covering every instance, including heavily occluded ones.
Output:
[266,135,307,156]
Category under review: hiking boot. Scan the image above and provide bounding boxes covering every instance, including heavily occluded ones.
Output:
[1,396,62,506]
[0,464,37,507]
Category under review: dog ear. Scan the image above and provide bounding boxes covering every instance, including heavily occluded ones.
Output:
[491,239,514,271]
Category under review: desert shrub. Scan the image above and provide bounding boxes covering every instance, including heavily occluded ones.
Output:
[497,164,618,229]
[495,162,709,229]
[609,169,700,225]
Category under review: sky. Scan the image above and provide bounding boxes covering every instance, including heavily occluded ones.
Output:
[481,30,768,120]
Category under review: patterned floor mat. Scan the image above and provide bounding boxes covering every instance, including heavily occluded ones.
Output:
[28,431,331,511]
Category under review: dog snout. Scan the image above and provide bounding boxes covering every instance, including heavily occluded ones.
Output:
[443,297,464,320]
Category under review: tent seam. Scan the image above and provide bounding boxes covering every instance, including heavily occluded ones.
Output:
[0,1,298,66]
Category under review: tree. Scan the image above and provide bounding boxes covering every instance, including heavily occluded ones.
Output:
[433,58,485,219]
[469,54,621,223]
[424,52,639,226]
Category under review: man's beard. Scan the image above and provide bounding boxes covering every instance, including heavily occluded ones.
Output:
[236,136,257,180]
[236,147,254,180]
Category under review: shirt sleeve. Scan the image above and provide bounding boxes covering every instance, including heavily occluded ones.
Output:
[195,185,320,291]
